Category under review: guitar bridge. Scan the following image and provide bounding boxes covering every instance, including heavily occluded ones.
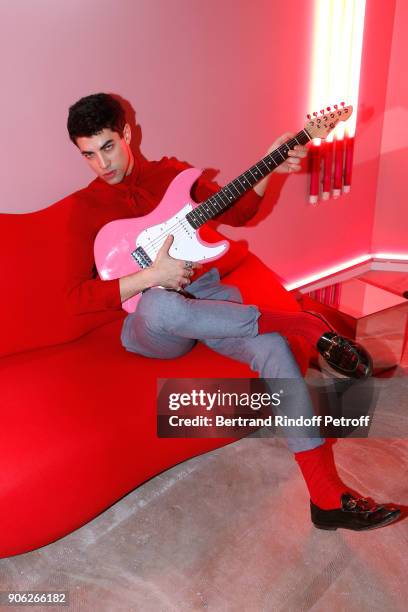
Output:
[131,246,153,269]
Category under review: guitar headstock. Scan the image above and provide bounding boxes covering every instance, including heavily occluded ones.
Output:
[304,103,353,139]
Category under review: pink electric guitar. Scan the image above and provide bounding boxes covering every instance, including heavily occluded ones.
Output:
[94,104,353,313]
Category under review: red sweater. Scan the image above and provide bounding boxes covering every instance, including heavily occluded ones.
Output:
[66,155,262,314]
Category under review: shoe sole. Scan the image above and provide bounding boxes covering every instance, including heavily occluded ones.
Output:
[312,509,401,531]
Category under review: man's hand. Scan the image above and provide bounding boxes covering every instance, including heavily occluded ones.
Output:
[254,132,308,196]
[119,235,202,302]
[150,235,202,290]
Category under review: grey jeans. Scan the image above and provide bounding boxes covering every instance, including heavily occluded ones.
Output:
[121,268,324,453]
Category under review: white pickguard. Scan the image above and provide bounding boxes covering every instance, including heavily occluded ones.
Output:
[136,204,228,262]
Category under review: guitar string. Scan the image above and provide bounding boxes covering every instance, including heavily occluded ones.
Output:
[139,175,289,258]
[139,157,295,259]
[141,159,293,254]
[137,134,308,258]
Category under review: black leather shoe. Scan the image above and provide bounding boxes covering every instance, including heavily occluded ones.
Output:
[317,331,373,379]
[311,492,401,531]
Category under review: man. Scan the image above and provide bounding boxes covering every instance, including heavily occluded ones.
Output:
[66,93,400,531]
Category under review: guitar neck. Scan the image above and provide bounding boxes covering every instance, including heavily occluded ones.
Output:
[186,128,311,229]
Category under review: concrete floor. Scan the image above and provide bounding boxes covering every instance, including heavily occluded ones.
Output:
[1,365,407,612]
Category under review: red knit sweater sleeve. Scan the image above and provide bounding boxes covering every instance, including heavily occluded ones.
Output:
[67,275,121,314]
[65,193,122,314]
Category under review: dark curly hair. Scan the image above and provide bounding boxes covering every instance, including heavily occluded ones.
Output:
[67,93,126,144]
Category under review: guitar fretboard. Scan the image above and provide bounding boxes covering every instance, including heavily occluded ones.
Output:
[186,129,311,229]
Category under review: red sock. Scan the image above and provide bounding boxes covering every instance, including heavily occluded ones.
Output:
[294,440,356,509]
[322,440,360,498]
[257,308,328,346]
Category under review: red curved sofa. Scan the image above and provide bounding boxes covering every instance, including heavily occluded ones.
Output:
[0,196,309,558]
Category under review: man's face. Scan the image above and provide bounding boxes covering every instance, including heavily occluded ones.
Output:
[76,125,133,184]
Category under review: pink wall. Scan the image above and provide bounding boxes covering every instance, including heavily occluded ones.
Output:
[0,0,313,215]
[0,0,399,283]
[372,0,408,254]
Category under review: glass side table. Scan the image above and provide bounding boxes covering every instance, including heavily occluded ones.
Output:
[299,271,408,373]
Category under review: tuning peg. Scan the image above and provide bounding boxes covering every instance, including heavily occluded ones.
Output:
[340,101,345,107]
[326,106,331,111]
[307,114,311,119]
[320,109,324,114]
[334,104,338,110]
[313,112,318,117]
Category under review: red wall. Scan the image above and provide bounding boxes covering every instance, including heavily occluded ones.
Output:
[372,0,408,254]
[0,0,400,283]
[223,0,397,283]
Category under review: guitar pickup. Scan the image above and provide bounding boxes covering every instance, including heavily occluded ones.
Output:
[131,246,153,269]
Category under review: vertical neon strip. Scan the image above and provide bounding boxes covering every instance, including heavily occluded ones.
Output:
[309,144,321,204]
[346,0,366,137]
[322,141,334,199]
[343,135,355,190]
[309,0,366,192]
[333,137,345,197]
[309,0,330,146]
[310,0,366,135]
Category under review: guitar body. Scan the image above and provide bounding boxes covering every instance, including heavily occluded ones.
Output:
[94,167,229,313]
